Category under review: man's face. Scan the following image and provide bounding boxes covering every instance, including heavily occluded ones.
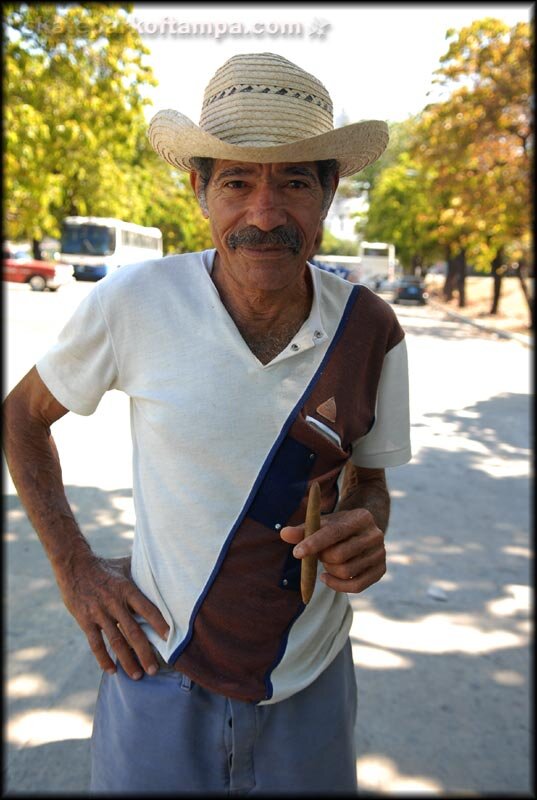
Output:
[191,160,336,293]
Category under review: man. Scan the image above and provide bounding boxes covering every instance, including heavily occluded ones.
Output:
[3,53,411,794]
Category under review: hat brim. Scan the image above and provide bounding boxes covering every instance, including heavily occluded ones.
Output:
[148,110,389,177]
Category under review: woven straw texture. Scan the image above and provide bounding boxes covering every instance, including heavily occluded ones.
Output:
[148,53,389,177]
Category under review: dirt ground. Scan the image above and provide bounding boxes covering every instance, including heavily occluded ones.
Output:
[424,275,533,335]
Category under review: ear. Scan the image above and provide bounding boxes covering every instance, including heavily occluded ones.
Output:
[190,170,209,218]
[327,171,340,210]
[321,171,340,220]
[332,171,340,194]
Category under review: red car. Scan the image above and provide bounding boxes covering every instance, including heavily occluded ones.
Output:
[2,248,74,291]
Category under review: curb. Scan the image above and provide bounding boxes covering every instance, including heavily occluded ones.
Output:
[428,300,533,348]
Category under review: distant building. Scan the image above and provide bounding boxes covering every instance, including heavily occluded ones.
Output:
[324,194,367,244]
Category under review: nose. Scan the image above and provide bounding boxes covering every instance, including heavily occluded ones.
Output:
[245,183,288,231]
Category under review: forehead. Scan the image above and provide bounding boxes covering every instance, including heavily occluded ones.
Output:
[211,160,320,180]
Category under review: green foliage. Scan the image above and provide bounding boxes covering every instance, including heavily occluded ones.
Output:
[364,154,440,270]
[364,19,531,274]
[345,117,421,199]
[413,19,531,271]
[318,229,357,256]
[3,3,212,253]
[139,145,213,254]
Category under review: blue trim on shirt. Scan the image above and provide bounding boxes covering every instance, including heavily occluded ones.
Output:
[262,602,306,701]
[169,284,362,668]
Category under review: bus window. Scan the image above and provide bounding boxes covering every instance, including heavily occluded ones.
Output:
[61,224,116,256]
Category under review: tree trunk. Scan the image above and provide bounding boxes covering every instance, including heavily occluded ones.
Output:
[516,257,534,328]
[454,249,467,308]
[490,249,504,315]
[443,248,457,300]
[32,238,43,260]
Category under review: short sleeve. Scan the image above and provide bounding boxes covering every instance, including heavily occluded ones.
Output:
[350,337,411,468]
[36,285,120,415]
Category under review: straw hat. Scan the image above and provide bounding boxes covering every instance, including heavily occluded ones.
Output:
[147,52,389,177]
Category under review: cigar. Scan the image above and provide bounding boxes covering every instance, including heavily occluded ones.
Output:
[301,481,321,604]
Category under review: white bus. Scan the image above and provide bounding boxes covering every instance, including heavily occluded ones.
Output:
[357,241,397,286]
[313,244,398,287]
[59,217,163,280]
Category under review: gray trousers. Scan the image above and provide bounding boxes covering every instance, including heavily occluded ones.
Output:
[90,638,358,795]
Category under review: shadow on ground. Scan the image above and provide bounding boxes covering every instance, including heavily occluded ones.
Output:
[350,391,531,795]
[3,393,532,795]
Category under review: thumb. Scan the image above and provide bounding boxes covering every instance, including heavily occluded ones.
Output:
[279,524,305,544]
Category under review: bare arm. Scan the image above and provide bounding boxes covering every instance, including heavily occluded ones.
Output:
[280,462,389,594]
[337,461,390,533]
[3,367,169,678]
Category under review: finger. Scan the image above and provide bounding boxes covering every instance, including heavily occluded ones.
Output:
[85,625,118,675]
[103,621,146,680]
[321,547,385,582]
[115,615,159,676]
[125,586,170,641]
[292,510,374,558]
[279,524,305,544]
[319,529,384,566]
[320,560,386,594]
[281,515,336,548]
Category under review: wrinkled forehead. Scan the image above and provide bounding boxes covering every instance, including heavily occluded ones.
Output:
[211,160,321,182]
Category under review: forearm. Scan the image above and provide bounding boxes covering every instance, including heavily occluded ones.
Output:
[3,404,93,571]
[3,369,168,679]
[336,462,390,533]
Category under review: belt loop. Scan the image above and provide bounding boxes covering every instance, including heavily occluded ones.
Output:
[181,673,192,691]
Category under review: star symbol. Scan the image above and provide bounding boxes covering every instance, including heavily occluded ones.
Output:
[308,19,330,39]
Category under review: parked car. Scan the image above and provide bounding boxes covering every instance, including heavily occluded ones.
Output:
[392,276,428,305]
[2,248,74,291]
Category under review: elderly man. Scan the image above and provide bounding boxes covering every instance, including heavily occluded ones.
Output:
[3,53,411,794]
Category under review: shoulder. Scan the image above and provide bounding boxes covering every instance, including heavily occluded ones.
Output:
[95,250,213,307]
[315,272,405,354]
[355,284,398,321]
[311,261,355,303]
[313,265,401,328]
[354,285,405,351]
[100,250,211,287]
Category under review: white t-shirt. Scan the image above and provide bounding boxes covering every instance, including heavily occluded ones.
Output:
[37,249,411,704]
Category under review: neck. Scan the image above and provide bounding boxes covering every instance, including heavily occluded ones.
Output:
[211,253,312,333]
[211,253,313,364]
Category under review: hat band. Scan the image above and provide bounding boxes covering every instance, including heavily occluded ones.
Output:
[202,84,332,115]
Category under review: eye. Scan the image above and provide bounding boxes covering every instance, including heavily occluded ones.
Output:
[287,180,309,189]
[224,180,248,189]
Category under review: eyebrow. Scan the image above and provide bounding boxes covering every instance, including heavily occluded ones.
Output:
[214,164,319,182]
[215,165,257,181]
[281,165,318,182]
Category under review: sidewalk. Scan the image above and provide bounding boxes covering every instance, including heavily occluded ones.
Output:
[427,298,533,348]
[423,274,533,348]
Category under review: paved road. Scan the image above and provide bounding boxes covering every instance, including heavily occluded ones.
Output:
[3,281,532,795]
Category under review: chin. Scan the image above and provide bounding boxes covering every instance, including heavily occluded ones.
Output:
[245,254,306,287]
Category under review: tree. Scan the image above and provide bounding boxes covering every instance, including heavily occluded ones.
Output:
[414,19,532,311]
[137,138,213,254]
[3,3,212,254]
[4,4,155,240]
[363,152,441,272]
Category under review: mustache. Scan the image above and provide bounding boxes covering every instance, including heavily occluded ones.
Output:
[227,226,302,254]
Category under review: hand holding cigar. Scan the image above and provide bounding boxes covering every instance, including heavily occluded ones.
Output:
[301,481,321,604]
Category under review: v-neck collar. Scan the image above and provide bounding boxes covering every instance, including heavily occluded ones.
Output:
[200,249,329,368]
